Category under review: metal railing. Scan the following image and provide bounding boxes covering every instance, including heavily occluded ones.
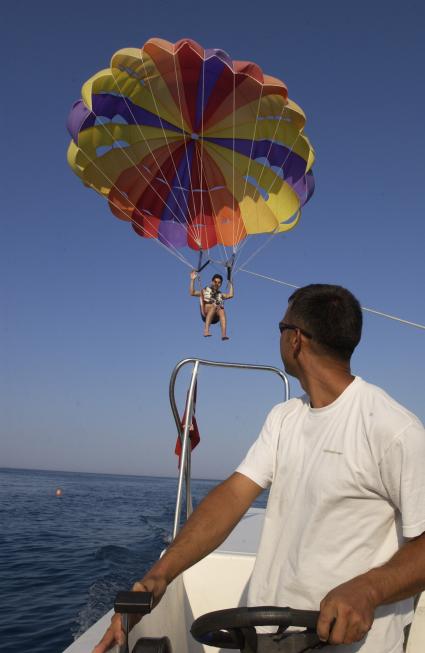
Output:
[169,358,290,540]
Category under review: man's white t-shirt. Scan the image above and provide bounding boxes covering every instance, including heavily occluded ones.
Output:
[236,377,425,653]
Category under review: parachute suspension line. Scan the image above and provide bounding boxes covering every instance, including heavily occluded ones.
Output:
[108,66,193,235]
[196,59,226,266]
[266,131,302,199]
[208,259,234,281]
[239,268,425,331]
[70,125,192,268]
[191,64,228,267]
[192,64,232,268]
[359,307,425,330]
[257,103,301,199]
[96,64,208,270]
[233,97,292,270]
[233,102,305,274]
[199,59,207,258]
[193,142,228,266]
[233,85,264,253]
[238,99,287,217]
[252,103,301,212]
[231,69,236,253]
[238,268,299,288]
[80,145,191,267]
[196,142,241,272]
[171,54,200,243]
[107,198,192,269]
[231,100,293,265]
[135,55,195,233]
[133,55,196,237]
[233,230,279,276]
[197,57,217,263]
[91,74,194,257]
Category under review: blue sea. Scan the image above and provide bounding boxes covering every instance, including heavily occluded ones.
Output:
[0,468,267,653]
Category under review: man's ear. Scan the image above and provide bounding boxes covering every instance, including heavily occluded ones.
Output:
[292,329,302,357]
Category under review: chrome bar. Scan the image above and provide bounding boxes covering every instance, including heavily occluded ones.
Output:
[172,360,199,540]
[169,358,290,541]
[185,443,193,518]
[119,614,129,653]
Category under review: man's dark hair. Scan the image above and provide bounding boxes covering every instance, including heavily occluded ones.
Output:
[212,274,223,283]
[288,284,362,361]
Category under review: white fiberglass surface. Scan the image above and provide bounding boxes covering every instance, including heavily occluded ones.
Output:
[135,550,255,653]
[63,509,263,653]
[63,506,425,653]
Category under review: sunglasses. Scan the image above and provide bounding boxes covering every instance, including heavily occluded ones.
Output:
[279,322,312,339]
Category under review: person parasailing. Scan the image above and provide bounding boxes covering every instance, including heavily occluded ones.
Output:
[67,37,315,333]
[190,270,234,339]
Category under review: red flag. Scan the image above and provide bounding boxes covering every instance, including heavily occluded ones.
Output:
[175,382,201,467]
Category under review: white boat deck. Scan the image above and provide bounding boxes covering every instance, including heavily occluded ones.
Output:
[216,507,264,555]
[63,508,264,653]
[63,507,425,653]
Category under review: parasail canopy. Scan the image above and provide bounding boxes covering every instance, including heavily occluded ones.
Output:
[67,38,315,268]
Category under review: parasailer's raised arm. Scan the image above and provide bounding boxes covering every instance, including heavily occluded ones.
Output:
[222,280,234,300]
[189,270,201,297]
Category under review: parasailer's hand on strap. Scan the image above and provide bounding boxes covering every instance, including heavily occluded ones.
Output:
[221,280,234,300]
[189,270,201,297]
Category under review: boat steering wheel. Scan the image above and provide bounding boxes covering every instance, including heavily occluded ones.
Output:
[191,606,322,652]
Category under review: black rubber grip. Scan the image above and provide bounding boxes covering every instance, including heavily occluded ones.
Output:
[114,591,153,615]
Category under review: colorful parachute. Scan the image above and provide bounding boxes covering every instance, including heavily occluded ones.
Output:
[67,38,315,266]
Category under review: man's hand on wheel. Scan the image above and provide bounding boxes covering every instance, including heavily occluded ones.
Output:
[317,575,377,645]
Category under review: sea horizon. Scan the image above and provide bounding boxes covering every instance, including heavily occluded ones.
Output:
[0,465,222,483]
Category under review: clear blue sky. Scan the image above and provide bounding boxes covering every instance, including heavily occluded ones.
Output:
[1,0,424,479]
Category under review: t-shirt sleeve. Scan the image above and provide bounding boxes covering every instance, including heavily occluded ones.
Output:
[235,404,283,489]
[379,418,425,538]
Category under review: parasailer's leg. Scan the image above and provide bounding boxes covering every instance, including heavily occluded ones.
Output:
[218,307,229,340]
[204,305,217,337]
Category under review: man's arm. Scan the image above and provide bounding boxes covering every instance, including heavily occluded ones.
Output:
[93,472,262,653]
[190,270,201,297]
[222,281,234,300]
[317,531,425,645]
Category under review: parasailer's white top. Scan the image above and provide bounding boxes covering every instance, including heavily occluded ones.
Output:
[236,377,425,653]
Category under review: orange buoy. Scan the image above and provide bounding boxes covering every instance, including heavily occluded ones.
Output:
[55,488,62,497]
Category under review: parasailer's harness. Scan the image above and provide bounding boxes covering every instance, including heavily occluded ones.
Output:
[196,251,235,324]
[196,251,235,282]
[196,251,211,275]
